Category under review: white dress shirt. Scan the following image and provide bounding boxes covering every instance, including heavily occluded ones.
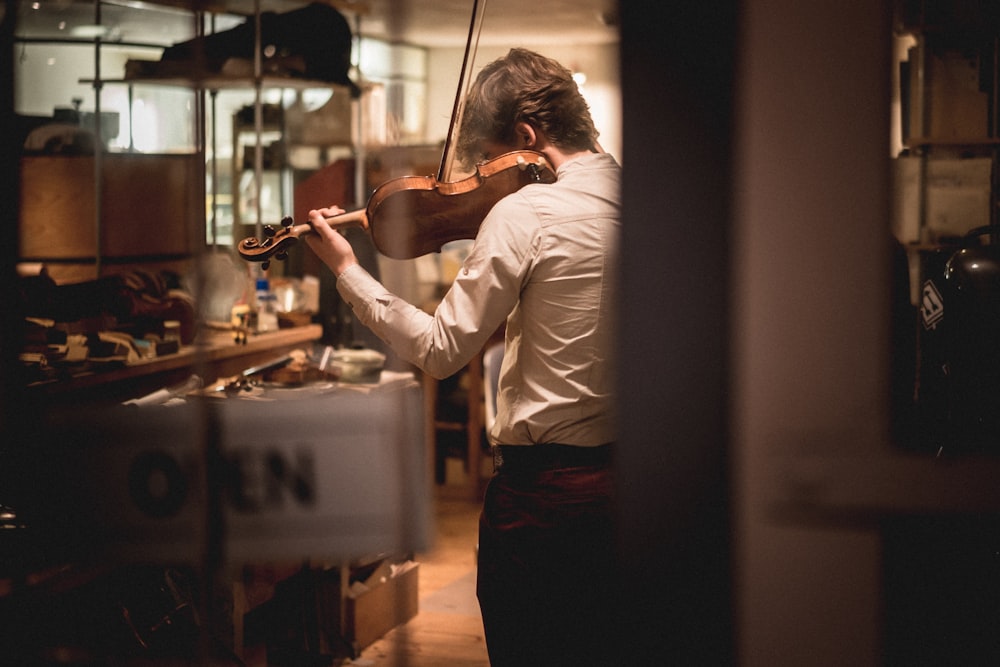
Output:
[336,151,620,447]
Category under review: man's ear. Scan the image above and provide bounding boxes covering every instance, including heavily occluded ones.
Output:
[515,122,537,148]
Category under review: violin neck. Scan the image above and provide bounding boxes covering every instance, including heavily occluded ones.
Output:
[326,207,368,231]
[288,208,368,238]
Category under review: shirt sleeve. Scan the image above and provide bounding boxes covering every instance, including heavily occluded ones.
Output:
[335,193,539,379]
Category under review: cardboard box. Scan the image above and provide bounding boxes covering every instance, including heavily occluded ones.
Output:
[19,153,201,282]
[239,560,419,661]
[344,560,419,651]
[906,44,992,142]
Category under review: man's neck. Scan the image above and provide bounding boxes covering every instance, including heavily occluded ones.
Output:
[542,147,592,170]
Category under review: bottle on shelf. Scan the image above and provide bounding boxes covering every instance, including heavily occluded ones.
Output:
[255,277,279,333]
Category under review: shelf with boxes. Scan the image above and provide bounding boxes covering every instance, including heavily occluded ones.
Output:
[16,0,363,264]
[891,3,1000,458]
[14,0,364,398]
[895,4,1000,243]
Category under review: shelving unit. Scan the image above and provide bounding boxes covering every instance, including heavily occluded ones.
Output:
[232,100,285,231]
[16,0,364,264]
[896,3,1000,242]
[228,83,356,244]
[422,352,486,495]
[27,323,323,405]
[887,4,1000,464]
[8,4,423,663]
[15,1,207,283]
[14,0,364,387]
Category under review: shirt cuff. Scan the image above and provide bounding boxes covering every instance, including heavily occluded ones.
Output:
[336,262,362,280]
[335,262,382,311]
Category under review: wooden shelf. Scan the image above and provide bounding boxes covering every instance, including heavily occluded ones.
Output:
[28,323,323,404]
[769,449,1000,524]
[421,349,485,499]
[83,74,354,92]
[136,0,368,19]
[904,136,1000,148]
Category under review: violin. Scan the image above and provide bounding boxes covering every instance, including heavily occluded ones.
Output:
[237,0,552,268]
[237,149,555,267]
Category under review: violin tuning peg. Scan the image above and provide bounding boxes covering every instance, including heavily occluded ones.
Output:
[263,225,277,238]
[281,216,294,228]
[262,260,270,270]
[276,251,288,261]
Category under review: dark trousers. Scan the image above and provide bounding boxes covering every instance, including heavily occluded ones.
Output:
[476,446,616,666]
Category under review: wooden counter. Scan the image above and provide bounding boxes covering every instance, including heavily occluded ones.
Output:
[27,324,324,405]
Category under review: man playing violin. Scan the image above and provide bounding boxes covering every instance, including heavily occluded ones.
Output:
[305,47,620,666]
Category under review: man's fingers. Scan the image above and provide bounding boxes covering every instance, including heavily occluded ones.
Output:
[307,207,344,240]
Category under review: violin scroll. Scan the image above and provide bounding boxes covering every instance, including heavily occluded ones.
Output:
[237,217,304,268]
[238,209,369,267]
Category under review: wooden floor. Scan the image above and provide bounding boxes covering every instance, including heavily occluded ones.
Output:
[346,485,490,667]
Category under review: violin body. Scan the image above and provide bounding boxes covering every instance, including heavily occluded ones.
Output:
[367,150,555,259]
[238,150,555,264]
